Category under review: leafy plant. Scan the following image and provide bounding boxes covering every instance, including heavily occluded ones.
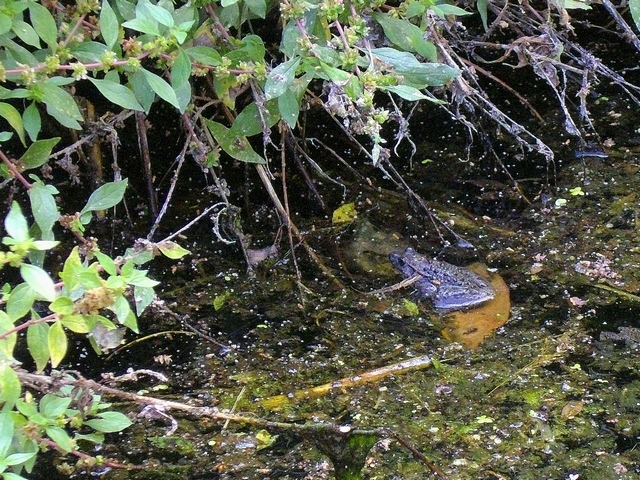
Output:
[0,176,191,476]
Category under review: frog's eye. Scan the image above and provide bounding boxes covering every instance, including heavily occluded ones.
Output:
[431,280,441,286]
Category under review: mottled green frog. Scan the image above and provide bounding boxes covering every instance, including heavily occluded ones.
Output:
[389,247,495,312]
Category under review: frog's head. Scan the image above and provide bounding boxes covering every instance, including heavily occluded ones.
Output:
[389,248,417,276]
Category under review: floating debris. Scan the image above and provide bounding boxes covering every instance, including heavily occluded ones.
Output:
[573,254,621,280]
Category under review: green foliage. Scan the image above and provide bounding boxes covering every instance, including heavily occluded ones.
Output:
[0,180,189,475]
[0,386,132,476]
[0,0,463,161]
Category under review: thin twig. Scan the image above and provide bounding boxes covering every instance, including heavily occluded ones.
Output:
[147,140,188,241]
[136,112,158,219]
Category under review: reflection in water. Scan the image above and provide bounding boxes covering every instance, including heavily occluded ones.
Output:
[440,264,511,349]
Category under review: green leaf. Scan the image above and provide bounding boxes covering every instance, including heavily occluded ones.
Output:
[59,247,83,291]
[88,78,144,111]
[0,311,17,360]
[78,269,104,289]
[99,0,119,49]
[115,0,136,20]
[4,201,29,242]
[23,102,41,142]
[157,240,190,259]
[370,48,460,87]
[28,181,60,236]
[0,102,26,145]
[89,326,118,354]
[20,137,60,169]
[185,46,222,66]
[94,251,117,276]
[562,0,592,8]
[68,41,109,63]
[110,295,130,324]
[237,34,265,62]
[29,3,58,50]
[171,48,191,88]
[2,87,30,101]
[85,411,132,433]
[124,268,159,288]
[371,13,436,61]
[47,76,75,87]
[230,100,280,136]
[122,17,160,36]
[41,394,73,418]
[27,322,50,372]
[203,119,266,164]
[134,285,154,315]
[129,69,155,113]
[0,11,12,35]
[121,308,138,332]
[0,362,21,408]
[318,62,351,83]
[61,314,90,333]
[171,21,194,44]
[13,19,40,48]
[75,432,105,444]
[20,264,56,301]
[40,82,83,130]
[171,49,192,111]
[48,321,67,368]
[278,90,299,128]
[6,283,35,321]
[264,57,300,100]
[430,4,473,17]
[213,291,230,311]
[141,68,180,110]
[5,451,37,467]
[631,0,640,30]
[413,38,437,63]
[4,37,38,66]
[46,426,74,453]
[32,240,59,250]
[105,275,126,289]
[406,2,426,17]
[146,2,174,28]
[476,0,489,30]
[380,85,430,101]
[16,398,39,419]
[175,3,197,25]
[80,179,129,214]
[245,0,266,18]
[174,81,191,113]
[0,408,14,457]
[49,296,74,315]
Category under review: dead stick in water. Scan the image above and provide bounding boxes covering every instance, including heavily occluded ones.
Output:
[257,354,433,409]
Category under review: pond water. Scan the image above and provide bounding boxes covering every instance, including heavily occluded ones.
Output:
[15,36,640,478]
[35,119,640,480]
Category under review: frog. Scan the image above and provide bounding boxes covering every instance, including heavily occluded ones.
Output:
[389,247,495,312]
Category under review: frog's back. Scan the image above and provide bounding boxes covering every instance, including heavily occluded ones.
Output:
[390,247,495,312]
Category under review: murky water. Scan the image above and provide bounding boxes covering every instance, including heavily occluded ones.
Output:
[39,136,640,480]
